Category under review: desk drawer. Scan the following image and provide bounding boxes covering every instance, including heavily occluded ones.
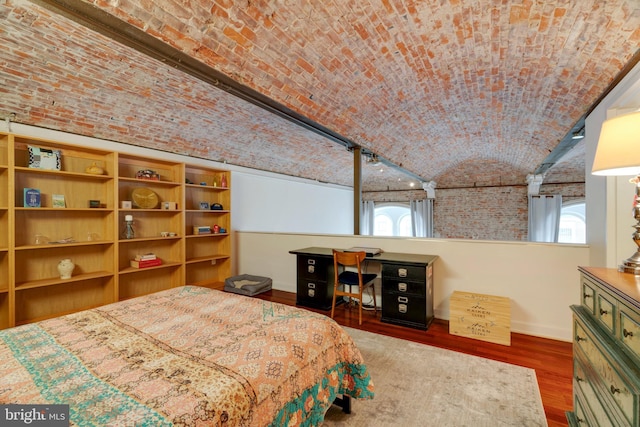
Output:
[382,264,425,281]
[296,279,333,310]
[383,277,425,297]
[381,292,426,327]
[297,256,332,281]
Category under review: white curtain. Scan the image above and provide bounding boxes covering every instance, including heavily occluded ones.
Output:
[528,195,562,242]
[410,199,434,238]
[361,200,375,235]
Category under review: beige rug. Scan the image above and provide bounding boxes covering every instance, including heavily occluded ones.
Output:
[323,327,547,427]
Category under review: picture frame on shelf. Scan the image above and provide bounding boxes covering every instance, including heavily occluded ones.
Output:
[28,145,61,170]
[52,194,66,208]
[199,202,210,210]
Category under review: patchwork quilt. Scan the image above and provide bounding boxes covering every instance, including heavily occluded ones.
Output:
[0,286,374,426]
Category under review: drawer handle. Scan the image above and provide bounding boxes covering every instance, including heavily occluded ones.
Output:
[583,293,592,299]
[307,283,316,289]
[576,335,586,342]
[623,328,634,338]
[398,282,408,292]
[610,385,620,395]
[575,375,584,383]
[398,268,408,278]
[577,417,585,424]
[599,308,608,316]
[398,296,408,304]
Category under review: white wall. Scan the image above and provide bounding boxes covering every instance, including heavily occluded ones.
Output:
[231,171,353,234]
[236,232,589,341]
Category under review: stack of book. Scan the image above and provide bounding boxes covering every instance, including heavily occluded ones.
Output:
[130,253,162,268]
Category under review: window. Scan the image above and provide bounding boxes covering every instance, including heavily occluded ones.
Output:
[558,201,586,244]
[374,204,412,237]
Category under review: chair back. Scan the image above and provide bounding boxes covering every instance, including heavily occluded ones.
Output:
[333,249,366,268]
[333,249,366,283]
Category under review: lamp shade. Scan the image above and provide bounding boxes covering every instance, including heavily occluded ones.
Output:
[592,111,640,176]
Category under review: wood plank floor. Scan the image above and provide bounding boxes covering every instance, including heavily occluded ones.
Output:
[257,289,574,427]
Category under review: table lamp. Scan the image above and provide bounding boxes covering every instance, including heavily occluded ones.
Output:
[592,111,640,274]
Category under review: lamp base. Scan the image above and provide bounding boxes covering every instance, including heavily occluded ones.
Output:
[619,250,640,275]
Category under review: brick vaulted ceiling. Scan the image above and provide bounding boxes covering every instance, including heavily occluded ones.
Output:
[1,1,639,192]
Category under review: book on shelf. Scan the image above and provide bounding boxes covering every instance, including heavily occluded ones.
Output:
[130,258,163,269]
[193,226,212,235]
[23,188,41,208]
[134,253,157,261]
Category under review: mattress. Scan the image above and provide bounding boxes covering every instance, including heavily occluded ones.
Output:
[0,286,374,426]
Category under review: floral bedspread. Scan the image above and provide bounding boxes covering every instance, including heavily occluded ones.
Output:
[0,286,374,426]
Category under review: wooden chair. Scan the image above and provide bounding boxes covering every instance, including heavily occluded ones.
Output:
[331,249,378,325]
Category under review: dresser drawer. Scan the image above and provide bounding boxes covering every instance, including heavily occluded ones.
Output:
[581,275,597,315]
[573,351,619,426]
[382,264,425,281]
[596,290,617,334]
[383,277,425,297]
[620,302,640,365]
[573,310,640,426]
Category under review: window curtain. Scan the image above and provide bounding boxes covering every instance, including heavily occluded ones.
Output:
[361,200,375,235]
[528,195,562,242]
[410,199,434,238]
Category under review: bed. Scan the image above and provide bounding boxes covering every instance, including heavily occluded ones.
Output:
[0,286,374,426]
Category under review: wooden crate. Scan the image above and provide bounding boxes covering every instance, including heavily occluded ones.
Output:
[449,291,511,346]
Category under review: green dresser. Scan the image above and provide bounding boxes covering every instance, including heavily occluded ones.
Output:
[567,267,640,426]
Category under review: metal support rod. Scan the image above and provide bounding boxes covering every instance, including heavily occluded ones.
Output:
[353,147,362,235]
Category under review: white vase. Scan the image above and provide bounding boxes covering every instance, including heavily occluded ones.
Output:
[57,258,75,279]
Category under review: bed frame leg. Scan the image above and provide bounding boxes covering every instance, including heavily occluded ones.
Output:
[333,395,351,414]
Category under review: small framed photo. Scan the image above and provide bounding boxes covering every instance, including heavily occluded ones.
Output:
[52,194,66,208]
[28,145,61,170]
[199,202,210,210]
[89,200,101,208]
[162,201,177,210]
[121,200,132,209]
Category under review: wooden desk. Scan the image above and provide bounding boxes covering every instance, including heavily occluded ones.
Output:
[289,247,437,330]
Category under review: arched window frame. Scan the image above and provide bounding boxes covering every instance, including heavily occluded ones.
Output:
[373,203,412,237]
[558,199,586,244]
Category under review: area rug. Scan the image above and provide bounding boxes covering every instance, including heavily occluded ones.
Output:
[323,327,547,427]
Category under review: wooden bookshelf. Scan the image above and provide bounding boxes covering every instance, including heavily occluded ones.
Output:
[0,132,231,328]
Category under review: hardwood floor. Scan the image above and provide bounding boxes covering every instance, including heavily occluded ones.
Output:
[257,289,574,427]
